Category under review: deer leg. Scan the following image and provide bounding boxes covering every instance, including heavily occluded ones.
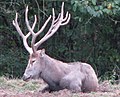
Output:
[60,73,83,92]
[60,78,82,92]
[69,81,82,93]
[39,85,51,93]
[41,85,60,93]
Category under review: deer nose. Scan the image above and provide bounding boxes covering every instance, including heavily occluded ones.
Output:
[22,75,31,81]
[22,75,27,81]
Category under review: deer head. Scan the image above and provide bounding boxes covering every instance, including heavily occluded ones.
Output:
[13,2,71,81]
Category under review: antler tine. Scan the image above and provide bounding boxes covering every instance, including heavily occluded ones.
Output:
[56,2,71,26]
[13,13,32,54]
[13,2,70,52]
[25,5,52,52]
[54,13,61,23]
[34,8,55,49]
[25,6,37,52]
[13,8,37,54]
[36,15,52,36]
[34,2,71,50]
[44,8,56,37]
[13,13,26,38]
[42,2,70,39]
[61,12,71,26]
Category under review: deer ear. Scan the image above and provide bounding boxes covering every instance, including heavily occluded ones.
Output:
[40,49,45,57]
[41,49,45,54]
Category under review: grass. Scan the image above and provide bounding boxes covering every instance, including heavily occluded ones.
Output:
[0,76,119,97]
[0,76,41,93]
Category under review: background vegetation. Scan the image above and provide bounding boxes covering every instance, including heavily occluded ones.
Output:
[0,0,120,81]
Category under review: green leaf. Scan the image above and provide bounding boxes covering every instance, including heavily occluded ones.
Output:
[71,0,75,5]
[99,6,103,10]
[92,0,97,5]
[114,0,120,4]
[99,10,103,15]
[73,3,77,12]
[95,6,99,10]
[103,8,111,14]
[87,6,96,16]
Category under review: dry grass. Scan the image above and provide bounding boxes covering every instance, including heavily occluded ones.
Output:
[0,76,43,92]
[0,77,119,97]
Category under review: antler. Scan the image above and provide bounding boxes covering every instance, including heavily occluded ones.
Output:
[13,2,71,54]
[13,13,37,54]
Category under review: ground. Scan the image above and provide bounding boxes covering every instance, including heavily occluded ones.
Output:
[0,77,119,97]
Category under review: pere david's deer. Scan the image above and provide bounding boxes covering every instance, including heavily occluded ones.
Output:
[13,2,98,93]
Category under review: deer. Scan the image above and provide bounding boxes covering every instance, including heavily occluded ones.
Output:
[13,2,98,93]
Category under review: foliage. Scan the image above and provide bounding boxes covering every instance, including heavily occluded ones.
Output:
[0,47,27,78]
[71,0,120,17]
[0,0,120,80]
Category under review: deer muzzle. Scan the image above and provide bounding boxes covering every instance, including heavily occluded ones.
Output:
[22,75,31,81]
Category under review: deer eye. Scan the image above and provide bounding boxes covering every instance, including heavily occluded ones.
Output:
[30,59,36,64]
[32,60,35,63]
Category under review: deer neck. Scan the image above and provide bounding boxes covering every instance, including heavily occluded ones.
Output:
[40,54,70,83]
[44,54,68,71]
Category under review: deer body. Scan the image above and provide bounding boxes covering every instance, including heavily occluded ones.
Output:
[22,50,98,92]
[13,2,98,93]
